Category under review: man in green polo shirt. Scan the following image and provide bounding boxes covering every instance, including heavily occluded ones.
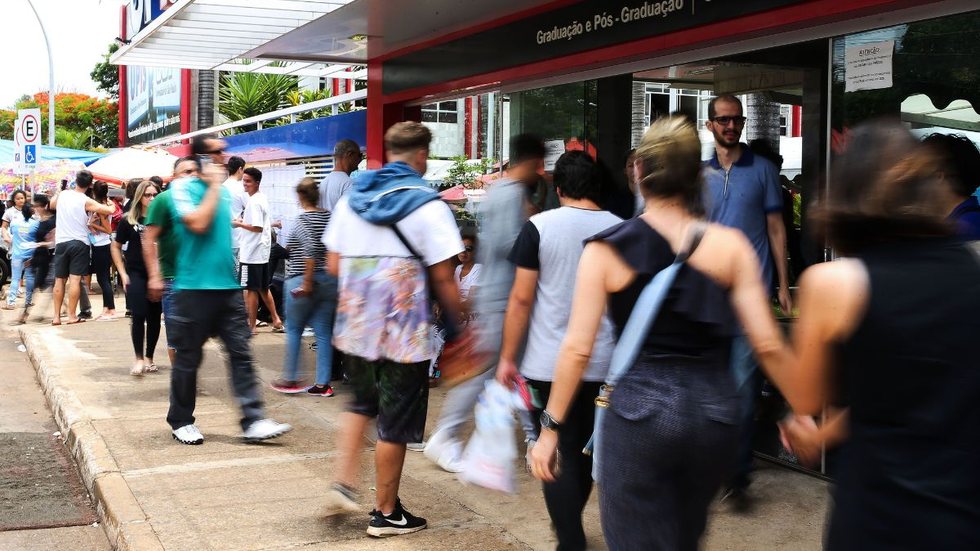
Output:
[145,146,291,446]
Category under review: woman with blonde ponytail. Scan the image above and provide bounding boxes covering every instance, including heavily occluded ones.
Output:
[530,116,793,550]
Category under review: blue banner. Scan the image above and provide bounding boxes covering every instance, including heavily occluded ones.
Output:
[222,111,366,162]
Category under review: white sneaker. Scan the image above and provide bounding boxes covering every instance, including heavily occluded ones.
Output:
[172,424,204,445]
[406,442,426,452]
[422,429,451,465]
[423,430,463,473]
[242,418,292,441]
[322,483,361,517]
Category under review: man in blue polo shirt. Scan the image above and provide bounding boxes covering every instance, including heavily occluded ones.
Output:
[703,95,792,510]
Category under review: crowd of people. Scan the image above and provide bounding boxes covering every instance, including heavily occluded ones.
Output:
[3,103,978,549]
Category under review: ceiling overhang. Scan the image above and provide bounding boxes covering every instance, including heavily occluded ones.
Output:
[110,0,364,78]
[245,0,562,64]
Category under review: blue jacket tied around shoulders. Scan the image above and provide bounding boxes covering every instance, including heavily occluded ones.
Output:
[348,161,439,225]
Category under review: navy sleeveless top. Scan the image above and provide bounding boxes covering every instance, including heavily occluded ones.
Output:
[588,218,739,425]
[827,238,980,550]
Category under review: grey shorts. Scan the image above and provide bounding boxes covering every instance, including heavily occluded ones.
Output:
[54,240,91,278]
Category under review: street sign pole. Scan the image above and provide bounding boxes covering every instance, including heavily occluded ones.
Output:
[25,0,56,146]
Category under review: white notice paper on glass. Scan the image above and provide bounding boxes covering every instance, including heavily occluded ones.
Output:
[845,40,895,93]
[543,140,565,172]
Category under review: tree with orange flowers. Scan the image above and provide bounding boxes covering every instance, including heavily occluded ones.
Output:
[13,92,118,149]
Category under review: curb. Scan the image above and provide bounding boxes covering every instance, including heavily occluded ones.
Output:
[20,327,165,551]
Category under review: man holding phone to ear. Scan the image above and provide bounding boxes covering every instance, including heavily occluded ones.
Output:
[157,134,291,446]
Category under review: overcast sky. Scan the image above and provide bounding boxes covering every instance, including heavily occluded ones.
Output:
[3,0,120,109]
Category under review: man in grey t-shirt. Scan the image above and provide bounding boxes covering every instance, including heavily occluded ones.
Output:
[421,134,546,474]
[319,139,362,212]
[496,151,620,551]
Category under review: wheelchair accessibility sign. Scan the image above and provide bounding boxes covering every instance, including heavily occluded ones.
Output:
[13,108,41,174]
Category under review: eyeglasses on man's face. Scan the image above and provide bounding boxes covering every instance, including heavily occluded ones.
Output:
[710,116,747,127]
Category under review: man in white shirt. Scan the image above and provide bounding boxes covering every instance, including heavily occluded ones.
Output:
[50,170,116,325]
[321,122,464,538]
[319,139,362,212]
[232,167,283,333]
[222,156,248,272]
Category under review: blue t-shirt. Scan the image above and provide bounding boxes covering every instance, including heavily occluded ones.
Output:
[10,216,39,261]
[168,177,239,291]
[950,195,980,241]
[704,147,783,289]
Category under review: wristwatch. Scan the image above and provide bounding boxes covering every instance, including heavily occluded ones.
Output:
[540,410,562,433]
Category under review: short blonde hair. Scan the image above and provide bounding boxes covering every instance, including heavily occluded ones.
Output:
[635,116,704,216]
[385,122,432,155]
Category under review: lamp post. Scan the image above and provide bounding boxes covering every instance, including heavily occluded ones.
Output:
[25,0,56,147]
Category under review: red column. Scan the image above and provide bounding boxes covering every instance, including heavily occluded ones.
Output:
[180,69,192,135]
[463,97,473,159]
[367,61,420,168]
[366,62,384,169]
[792,105,802,138]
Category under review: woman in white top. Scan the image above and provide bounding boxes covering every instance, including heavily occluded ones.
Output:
[2,190,28,245]
[88,181,117,320]
[453,236,481,307]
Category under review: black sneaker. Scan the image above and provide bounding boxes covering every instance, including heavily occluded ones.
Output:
[306,384,334,397]
[366,501,427,537]
[78,310,93,320]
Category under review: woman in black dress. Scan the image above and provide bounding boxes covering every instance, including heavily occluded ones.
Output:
[529,116,793,550]
[111,180,163,376]
[781,121,980,549]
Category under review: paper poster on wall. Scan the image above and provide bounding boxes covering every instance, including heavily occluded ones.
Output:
[261,164,308,231]
[845,40,894,93]
[543,140,565,172]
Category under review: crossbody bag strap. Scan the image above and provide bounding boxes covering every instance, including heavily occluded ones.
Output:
[390,223,423,261]
[604,221,708,389]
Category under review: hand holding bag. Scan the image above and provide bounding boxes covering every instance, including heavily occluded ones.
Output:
[583,222,706,480]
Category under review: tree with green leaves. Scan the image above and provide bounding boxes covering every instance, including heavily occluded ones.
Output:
[218,71,297,132]
[90,43,120,101]
[0,110,15,141]
[55,127,96,150]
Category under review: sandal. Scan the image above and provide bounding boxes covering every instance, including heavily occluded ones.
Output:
[271,325,285,333]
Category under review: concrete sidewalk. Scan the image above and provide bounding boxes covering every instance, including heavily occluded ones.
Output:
[13,299,828,551]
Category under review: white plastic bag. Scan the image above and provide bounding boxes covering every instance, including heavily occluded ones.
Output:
[458,380,521,493]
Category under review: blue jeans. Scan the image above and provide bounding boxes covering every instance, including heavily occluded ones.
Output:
[730,334,762,490]
[283,273,337,385]
[8,256,36,306]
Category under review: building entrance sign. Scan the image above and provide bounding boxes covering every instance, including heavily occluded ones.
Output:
[383,0,808,95]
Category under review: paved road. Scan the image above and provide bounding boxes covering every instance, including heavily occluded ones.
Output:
[12,297,829,550]
[0,321,110,551]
